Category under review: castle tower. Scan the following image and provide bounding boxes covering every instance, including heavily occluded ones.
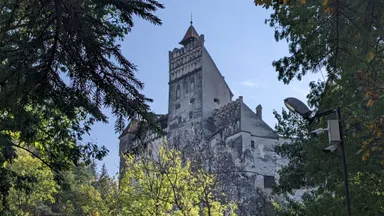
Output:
[167,22,233,144]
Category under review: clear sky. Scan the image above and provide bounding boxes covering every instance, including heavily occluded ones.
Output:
[84,0,322,176]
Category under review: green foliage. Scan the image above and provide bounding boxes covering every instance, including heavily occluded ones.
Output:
[255,0,384,215]
[2,149,59,215]
[0,144,238,216]
[0,149,118,216]
[0,0,164,211]
[94,163,113,200]
[53,163,113,216]
[117,145,238,216]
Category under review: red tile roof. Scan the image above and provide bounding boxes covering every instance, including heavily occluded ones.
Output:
[179,25,199,45]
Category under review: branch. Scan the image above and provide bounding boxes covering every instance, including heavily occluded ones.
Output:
[11,142,58,173]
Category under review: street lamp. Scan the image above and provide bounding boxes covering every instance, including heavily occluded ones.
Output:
[284,97,352,216]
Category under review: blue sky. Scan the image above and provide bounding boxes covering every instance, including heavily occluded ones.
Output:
[85,0,323,176]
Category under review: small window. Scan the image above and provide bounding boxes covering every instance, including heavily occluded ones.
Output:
[251,140,255,149]
[190,80,195,92]
[176,84,181,99]
[189,111,193,119]
[264,176,276,188]
[229,140,234,148]
[190,98,195,104]
[214,98,220,104]
[176,104,181,109]
[178,116,182,123]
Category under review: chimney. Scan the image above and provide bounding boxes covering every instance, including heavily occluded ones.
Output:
[256,104,262,120]
[239,96,243,102]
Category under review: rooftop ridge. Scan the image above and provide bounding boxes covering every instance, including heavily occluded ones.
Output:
[214,97,242,114]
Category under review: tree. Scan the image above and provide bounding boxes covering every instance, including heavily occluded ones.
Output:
[94,163,114,200]
[255,0,384,160]
[0,0,164,211]
[1,148,120,216]
[53,163,112,216]
[254,0,384,215]
[169,122,271,215]
[0,107,109,214]
[2,148,59,215]
[117,144,237,216]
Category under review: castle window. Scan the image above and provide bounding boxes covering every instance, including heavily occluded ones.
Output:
[264,176,276,188]
[178,116,182,123]
[189,111,193,119]
[229,140,234,148]
[190,78,195,92]
[176,84,181,99]
[176,104,181,109]
[214,98,220,105]
[251,140,255,149]
[190,98,195,104]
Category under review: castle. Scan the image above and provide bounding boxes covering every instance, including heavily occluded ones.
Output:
[119,23,287,215]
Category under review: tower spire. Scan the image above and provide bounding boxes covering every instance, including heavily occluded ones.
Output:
[179,15,199,46]
[190,13,193,25]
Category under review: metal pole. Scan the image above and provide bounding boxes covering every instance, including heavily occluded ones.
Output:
[336,107,352,216]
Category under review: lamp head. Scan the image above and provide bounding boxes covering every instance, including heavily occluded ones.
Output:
[284,97,313,120]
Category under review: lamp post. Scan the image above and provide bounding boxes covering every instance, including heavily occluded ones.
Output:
[284,97,351,216]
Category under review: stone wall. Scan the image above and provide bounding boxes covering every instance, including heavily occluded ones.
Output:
[207,132,278,216]
[201,47,233,118]
[167,35,206,142]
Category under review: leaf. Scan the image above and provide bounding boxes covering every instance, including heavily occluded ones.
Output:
[323,0,329,6]
[367,99,375,107]
[371,146,380,151]
[300,0,307,4]
[325,7,335,15]
[353,48,359,55]
[254,0,272,6]
[368,51,375,61]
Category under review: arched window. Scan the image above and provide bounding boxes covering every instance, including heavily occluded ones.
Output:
[176,84,181,99]
[251,140,255,149]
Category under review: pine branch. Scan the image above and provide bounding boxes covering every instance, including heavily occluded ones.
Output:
[11,142,58,173]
